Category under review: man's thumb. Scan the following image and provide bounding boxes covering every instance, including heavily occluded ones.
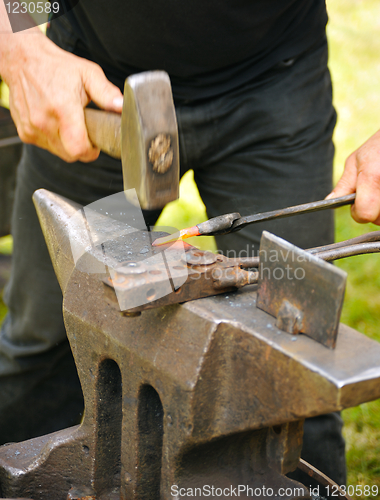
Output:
[325,157,357,200]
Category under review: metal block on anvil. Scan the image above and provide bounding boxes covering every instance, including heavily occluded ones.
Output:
[1,190,380,500]
[257,231,346,349]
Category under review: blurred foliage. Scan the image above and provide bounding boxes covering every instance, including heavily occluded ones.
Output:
[1,0,380,495]
[335,209,380,496]
[0,81,9,108]
[0,235,13,255]
[326,1,380,494]
[327,0,380,182]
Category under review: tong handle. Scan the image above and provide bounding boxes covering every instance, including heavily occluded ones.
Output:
[231,193,356,232]
[230,229,380,268]
[310,230,380,261]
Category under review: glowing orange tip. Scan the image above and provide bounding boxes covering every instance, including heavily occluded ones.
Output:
[152,225,200,246]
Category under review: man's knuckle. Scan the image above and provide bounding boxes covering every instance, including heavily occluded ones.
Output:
[50,102,66,120]
[359,170,380,188]
[17,124,35,143]
[353,205,378,223]
[90,61,104,75]
[67,142,89,160]
[356,213,373,223]
[84,61,103,81]
[370,172,380,186]
[17,129,31,143]
[29,116,43,132]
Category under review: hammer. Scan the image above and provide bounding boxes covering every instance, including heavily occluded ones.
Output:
[84,71,179,210]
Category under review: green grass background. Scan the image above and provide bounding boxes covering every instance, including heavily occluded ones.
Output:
[1,0,380,496]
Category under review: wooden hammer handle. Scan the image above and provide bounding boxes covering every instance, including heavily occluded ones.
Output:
[84,108,122,159]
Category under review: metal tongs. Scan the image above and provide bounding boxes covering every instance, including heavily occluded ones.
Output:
[110,228,380,314]
[152,191,380,262]
[231,230,380,270]
[153,193,356,246]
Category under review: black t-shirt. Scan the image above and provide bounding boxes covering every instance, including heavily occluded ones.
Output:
[53,0,328,103]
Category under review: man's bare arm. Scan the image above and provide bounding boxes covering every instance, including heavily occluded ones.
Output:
[327,129,380,225]
[0,4,123,163]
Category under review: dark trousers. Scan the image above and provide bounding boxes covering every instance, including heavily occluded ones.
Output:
[0,36,346,490]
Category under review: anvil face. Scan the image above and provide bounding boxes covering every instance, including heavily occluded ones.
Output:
[100,229,189,311]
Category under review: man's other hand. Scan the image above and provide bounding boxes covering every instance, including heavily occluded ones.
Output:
[0,27,123,163]
[326,129,380,225]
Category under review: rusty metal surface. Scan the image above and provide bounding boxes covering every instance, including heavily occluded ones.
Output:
[148,133,173,174]
[257,232,346,348]
[1,190,380,500]
[67,486,96,500]
[104,233,380,314]
[103,247,258,313]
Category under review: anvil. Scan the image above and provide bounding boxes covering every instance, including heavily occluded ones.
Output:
[0,190,380,500]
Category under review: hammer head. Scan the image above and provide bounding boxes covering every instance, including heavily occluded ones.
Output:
[122,71,179,210]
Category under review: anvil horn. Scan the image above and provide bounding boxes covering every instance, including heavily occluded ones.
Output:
[33,189,86,294]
